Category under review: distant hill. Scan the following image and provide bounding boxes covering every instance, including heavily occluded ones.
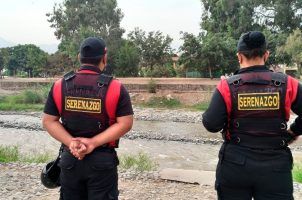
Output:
[39,44,58,54]
[0,36,58,54]
[0,37,15,48]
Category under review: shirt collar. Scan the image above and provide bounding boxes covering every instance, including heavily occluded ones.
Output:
[235,65,271,74]
[79,65,103,74]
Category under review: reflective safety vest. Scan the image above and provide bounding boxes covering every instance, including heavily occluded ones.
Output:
[53,68,121,148]
[217,71,299,148]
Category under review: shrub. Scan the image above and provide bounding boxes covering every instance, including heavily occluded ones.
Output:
[147,79,157,93]
[0,145,52,164]
[119,152,157,172]
[145,97,181,109]
[293,163,302,183]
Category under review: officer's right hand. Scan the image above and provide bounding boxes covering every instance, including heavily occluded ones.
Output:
[71,137,97,158]
[69,140,87,160]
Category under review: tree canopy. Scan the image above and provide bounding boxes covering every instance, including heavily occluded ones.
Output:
[128,28,173,71]
[47,0,124,70]
[278,29,302,74]
[5,45,47,77]
[179,0,302,78]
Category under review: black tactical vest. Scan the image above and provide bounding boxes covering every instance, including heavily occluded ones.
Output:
[61,70,113,139]
[226,71,288,146]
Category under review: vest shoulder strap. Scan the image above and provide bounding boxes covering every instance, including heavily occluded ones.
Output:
[98,74,113,86]
[227,74,241,85]
[271,72,286,83]
[63,71,76,81]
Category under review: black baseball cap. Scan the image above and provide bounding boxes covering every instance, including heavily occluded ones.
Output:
[237,31,266,52]
[80,37,106,59]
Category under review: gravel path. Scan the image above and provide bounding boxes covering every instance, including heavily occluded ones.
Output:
[1,163,302,200]
[0,163,217,200]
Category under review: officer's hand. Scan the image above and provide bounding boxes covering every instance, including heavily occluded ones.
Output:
[69,140,87,160]
[72,137,96,156]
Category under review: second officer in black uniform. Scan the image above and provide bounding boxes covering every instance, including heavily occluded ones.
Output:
[202,31,302,200]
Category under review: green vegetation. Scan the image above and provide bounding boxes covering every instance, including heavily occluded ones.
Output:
[190,102,210,111]
[147,79,157,93]
[0,145,52,163]
[119,152,157,172]
[0,85,50,111]
[293,163,302,183]
[139,97,209,111]
[142,97,181,109]
[0,103,44,111]
[0,145,19,163]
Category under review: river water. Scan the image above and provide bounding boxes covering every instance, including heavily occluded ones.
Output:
[0,113,301,171]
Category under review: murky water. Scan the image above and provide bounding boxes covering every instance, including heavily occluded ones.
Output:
[0,114,301,171]
[133,120,219,139]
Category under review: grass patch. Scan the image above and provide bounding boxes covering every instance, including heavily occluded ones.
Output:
[22,153,53,163]
[3,90,43,104]
[119,152,157,172]
[141,97,182,109]
[0,85,51,111]
[147,79,157,93]
[0,145,52,164]
[293,163,302,183]
[138,96,209,111]
[189,102,209,111]
[0,145,19,163]
[0,103,44,111]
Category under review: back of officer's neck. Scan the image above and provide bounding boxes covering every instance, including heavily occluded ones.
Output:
[82,63,104,71]
[240,58,265,69]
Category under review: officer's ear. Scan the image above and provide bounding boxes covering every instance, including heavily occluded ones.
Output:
[103,53,107,66]
[237,53,243,64]
[264,51,270,63]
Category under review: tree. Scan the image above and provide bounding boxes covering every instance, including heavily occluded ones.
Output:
[254,0,302,33]
[47,0,124,70]
[114,40,140,77]
[196,0,302,76]
[278,29,302,74]
[128,28,173,72]
[6,45,47,77]
[45,53,74,77]
[179,32,203,72]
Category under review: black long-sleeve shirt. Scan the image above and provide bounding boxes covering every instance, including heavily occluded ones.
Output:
[202,66,302,136]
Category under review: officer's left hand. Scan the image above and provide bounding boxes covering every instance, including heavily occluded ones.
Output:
[69,140,87,160]
[71,137,97,158]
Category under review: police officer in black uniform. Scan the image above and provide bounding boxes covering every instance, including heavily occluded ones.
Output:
[42,37,133,200]
[202,31,302,200]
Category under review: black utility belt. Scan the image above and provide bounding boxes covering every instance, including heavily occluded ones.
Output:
[226,134,291,150]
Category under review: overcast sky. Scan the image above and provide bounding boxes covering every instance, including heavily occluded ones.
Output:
[0,0,201,49]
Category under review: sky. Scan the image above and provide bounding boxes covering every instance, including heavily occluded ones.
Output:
[0,0,202,51]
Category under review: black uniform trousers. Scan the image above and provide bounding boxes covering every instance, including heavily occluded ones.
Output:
[215,143,294,200]
[58,148,119,200]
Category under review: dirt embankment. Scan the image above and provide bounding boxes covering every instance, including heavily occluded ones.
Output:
[0,77,217,105]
